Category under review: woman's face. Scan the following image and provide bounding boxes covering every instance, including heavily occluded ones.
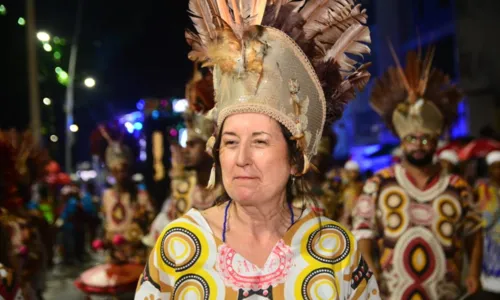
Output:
[219,113,292,206]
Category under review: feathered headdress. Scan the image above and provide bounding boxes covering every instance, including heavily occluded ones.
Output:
[184,63,215,143]
[186,0,371,178]
[0,130,49,184]
[90,123,137,170]
[370,45,462,138]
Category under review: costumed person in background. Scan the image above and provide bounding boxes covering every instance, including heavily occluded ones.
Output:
[0,130,49,300]
[339,160,363,227]
[352,46,482,299]
[473,151,500,299]
[75,125,155,298]
[143,63,221,248]
[136,0,379,299]
[438,149,460,175]
[295,127,343,218]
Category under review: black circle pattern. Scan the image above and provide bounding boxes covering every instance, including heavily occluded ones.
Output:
[173,274,210,300]
[301,268,336,300]
[307,224,350,264]
[160,227,201,272]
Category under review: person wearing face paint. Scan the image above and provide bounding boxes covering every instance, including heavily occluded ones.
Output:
[142,64,223,248]
[135,1,380,299]
[351,47,483,299]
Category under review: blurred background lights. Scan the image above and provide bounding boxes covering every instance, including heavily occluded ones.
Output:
[53,51,61,59]
[50,135,58,142]
[173,99,188,113]
[69,124,79,132]
[0,5,6,16]
[133,122,143,130]
[179,128,187,147]
[17,17,25,26]
[43,43,52,52]
[84,77,96,88]
[136,99,145,110]
[169,128,178,137]
[124,122,134,133]
[36,31,50,42]
[43,97,51,105]
[152,110,159,119]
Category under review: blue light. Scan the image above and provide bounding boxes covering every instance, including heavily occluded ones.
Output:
[136,99,145,110]
[133,122,143,130]
[152,110,159,119]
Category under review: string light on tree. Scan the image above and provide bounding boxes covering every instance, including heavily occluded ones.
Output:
[53,51,61,60]
[50,135,58,142]
[69,124,79,133]
[0,5,6,16]
[43,97,51,105]
[36,31,50,42]
[17,17,25,26]
[84,77,96,88]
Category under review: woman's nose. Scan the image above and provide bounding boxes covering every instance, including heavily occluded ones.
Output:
[236,143,252,167]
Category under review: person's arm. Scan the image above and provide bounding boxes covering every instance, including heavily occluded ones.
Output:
[351,177,381,278]
[461,184,484,294]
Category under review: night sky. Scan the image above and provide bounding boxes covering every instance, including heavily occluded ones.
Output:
[1,0,193,163]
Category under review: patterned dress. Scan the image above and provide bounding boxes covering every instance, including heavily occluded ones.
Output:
[475,180,500,293]
[135,208,380,299]
[352,164,482,300]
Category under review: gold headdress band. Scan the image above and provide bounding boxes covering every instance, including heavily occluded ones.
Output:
[370,43,462,138]
[186,0,371,188]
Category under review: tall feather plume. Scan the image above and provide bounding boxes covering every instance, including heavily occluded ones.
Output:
[370,46,462,133]
[186,0,371,124]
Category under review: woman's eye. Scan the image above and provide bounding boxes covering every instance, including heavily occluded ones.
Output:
[223,140,237,146]
[254,139,268,145]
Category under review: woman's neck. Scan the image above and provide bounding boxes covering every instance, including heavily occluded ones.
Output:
[229,195,291,242]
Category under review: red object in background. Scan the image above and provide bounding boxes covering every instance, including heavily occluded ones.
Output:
[45,161,61,174]
[56,173,71,185]
[74,263,144,295]
[92,239,104,251]
[112,234,126,246]
[437,140,463,155]
[458,138,500,160]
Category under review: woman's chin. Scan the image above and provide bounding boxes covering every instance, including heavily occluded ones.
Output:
[228,189,260,205]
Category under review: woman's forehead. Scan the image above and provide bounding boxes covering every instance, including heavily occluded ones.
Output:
[223,113,280,133]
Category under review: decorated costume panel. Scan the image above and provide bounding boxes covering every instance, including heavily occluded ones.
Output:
[136,209,380,299]
[352,164,481,299]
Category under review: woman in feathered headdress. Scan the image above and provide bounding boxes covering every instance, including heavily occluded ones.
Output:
[136,1,379,299]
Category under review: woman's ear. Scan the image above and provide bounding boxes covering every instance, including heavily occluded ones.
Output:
[290,164,299,177]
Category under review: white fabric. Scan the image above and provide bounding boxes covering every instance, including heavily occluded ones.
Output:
[481,274,500,293]
[438,150,459,165]
[486,151,500,166]
[344,160,360,171]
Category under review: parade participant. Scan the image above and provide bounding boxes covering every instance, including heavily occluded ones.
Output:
[142,64,221,248]
[474,151,500,299]
[136,0,379,298]
[438,149,460,175]
[75,126,155,297]
[339,160,363,227]
[352,47,482,299]
[0,130,49,300]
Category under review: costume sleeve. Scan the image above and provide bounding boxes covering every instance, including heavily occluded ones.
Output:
[341,236,381,299]
[459,182,482,236]
[351,176,381,241]
[135,226,174,299]
[476,184,500,230]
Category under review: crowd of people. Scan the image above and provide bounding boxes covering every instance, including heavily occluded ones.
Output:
[1,0,499,299]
